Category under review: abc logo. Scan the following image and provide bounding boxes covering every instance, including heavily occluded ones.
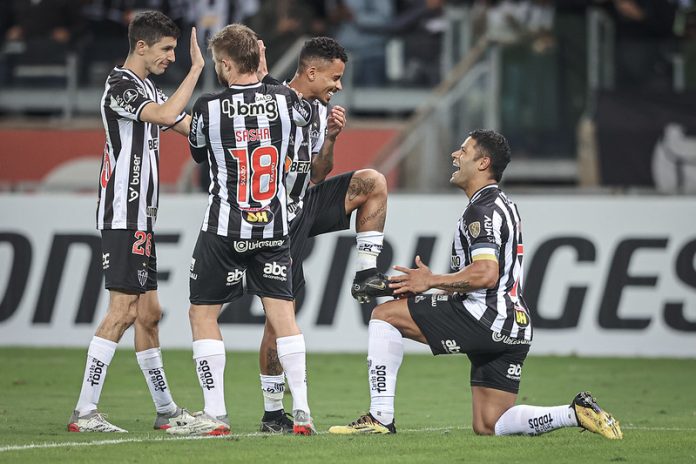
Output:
[263,262,287,277]
[226,269,245,285]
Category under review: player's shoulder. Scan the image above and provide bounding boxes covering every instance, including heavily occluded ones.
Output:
[107,67,139,87]
[262,82,295,96]
[192,91,222,110]
[462,202,492,224]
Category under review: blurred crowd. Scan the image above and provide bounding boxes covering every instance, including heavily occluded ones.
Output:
[1,0,695,90]
[0,0,450,87]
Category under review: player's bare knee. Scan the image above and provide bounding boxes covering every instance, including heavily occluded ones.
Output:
[136,306,162,329]
[355,169,387,199]
[188,306,201,325]
[107,295,138,326]
[370,170,388,199]
[370,303,401,329]
[472,420,495,436]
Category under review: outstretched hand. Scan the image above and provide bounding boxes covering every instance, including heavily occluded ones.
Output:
[190,27,205,70]
[389,255,432,295]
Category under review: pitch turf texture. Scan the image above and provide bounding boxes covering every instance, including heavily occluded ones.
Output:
[0,348,694,463]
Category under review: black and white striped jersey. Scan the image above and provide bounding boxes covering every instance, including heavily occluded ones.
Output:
[189,82,311,239]
[451,184,533,340]
[285,100,328,221]
[96,66,185,231]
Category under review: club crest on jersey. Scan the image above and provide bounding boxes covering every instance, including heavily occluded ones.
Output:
[514,304,530,327]
[309,128,321,146]
[222,95,278,120]
[468,221,481,238]
[137,269,148,287]
[242,209,273,224]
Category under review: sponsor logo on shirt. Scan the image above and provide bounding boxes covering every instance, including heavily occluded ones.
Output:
[222,94,278,120]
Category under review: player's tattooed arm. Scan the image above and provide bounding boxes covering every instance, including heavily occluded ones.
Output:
[436,280,472,293]
[311,139,335,183]
[390,257,499,295]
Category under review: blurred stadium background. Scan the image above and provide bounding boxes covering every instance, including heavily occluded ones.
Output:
[0,0,695,459]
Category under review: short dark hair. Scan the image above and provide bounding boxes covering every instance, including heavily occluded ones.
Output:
[128,11,180,52]
[468,129,511,182]
[209,24,259,74]
[298,37,348,71]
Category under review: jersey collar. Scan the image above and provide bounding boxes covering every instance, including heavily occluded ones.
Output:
[469,183,498,204]
[228,82,262,89]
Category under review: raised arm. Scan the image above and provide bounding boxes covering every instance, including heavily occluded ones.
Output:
[310,105,346,184]
[140,27,205,129]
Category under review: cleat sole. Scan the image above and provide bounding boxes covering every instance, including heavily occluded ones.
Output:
[293,425,315,435]
[206,427,231,436]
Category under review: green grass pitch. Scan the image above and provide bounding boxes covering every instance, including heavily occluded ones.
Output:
[1,348,695,463]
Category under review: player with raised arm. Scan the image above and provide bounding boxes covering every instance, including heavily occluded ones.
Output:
[165,24,315,437]
[254,37,393,434]
[329,130,623,440]
[68,11,204,433]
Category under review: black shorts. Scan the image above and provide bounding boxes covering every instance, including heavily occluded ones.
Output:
[101,229,157,293]
[189,230,293,304]
[408,294,531,394]
[289,171,354,293]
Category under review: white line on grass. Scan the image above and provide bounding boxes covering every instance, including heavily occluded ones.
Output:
[0,427,461,453]
[1,425,694,453]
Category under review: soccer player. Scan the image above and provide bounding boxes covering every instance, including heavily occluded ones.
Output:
[68,12,204,432]
[165,24,315,437]
[254,37,393,434]
[329,130,624,440]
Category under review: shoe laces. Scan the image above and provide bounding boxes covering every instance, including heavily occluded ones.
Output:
[273,411,294,426]
[349,414,376,427]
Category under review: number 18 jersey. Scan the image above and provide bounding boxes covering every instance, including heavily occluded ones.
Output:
[189,82,310,239]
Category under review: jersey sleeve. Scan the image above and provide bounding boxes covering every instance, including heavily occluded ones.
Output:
[155,86,187,131]
[107,80,153,122]
[290,92,312,128]
[188,98,208,163]
[462,204,500,263]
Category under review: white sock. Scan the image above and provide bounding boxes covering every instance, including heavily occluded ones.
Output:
[356,231,384,271]
[367,320,403,425]
[75,336,117,415]
[260,374,286,412]
[136,348,177,415]
[192,339,227,418]
[276,334,309,415]
[494,404,579,436]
